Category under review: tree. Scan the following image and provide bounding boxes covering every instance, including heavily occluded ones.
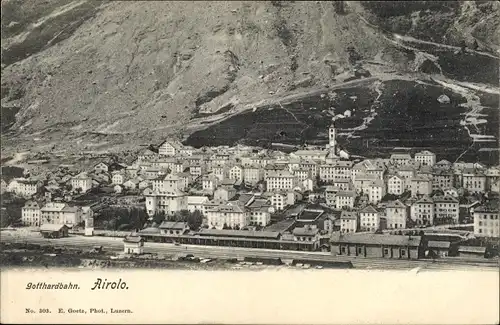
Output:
[472,39,479,51]
[152,210,166,225]
[186,210,203,231]
[222,223,231,230]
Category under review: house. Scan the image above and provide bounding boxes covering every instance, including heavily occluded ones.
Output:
[425,241,451,258]
[201,174,219,194]
[319,163,337,182]
[457,246,487,259]
[266,171,298,191]
[353,174,379,194]
[302,178,316,192]
[462,169,487,193]
[15,179,42,197]
[22,201,41,226]
[206,203,249,229]
[153,173,187,192]
[243,165,264,186]
[94,162,109,174]
[187,196,209,215]
[444,187,459,198]
[331,233,422,259]
[290,150,328,163]
[292,226,320,250]
[387,175,404,195]
[158,139,184,156]
[123,235,144,255]
[325,186,337,206]
[41,202,82,226]
[435,159,452,170]
[228,165,244,182]
[123,179,140,190]
[410,196,435,226]
[144,188,188,217]
[340,210,358,233]
[268,191,287,211]
[214,186,237,201]
[390,152,412,165]
[71,172,93,193]
[212,165,229,181]
[433,195,459,224]
[359,205,385,232]
[188,164,205,177]
[473,205,499,238]
[385,200,407,229]
[137,148,158,162]
[113,184,123,194]
[111,171,125,185]
[410,175,432,197]
[368,179,385,204]
[485,166,500,193]
[247,198,273,226]
[394,169,415,194]
[414,150,436,166]
[39,224,69,238]
[159,221,189,235]
[335,190,356,210]
[432,169,454,191]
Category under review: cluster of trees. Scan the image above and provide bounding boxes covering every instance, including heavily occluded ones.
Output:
[152,209,203,231]
[95,207,148,231]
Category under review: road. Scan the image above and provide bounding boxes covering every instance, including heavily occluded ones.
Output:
[1,231,498,271]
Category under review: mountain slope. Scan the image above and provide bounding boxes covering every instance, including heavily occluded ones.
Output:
[1,1,499,160]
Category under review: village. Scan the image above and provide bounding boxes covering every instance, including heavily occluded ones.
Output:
[1,122,499,264]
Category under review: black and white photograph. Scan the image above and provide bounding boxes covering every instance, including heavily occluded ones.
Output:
[1,1,499,324]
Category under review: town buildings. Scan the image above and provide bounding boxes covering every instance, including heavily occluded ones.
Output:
[473,205,499,238]
[22,201,41,226]
[385,200,407,229]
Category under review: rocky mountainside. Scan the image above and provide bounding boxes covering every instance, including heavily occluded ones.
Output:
[1,1,499,162]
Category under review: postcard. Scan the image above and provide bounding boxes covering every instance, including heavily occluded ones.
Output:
[1,0,499,324]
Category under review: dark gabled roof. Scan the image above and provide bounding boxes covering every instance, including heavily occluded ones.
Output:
[457,246,486,254]
[360,205,378,214]
[124,235,143,243]
[159,221,188,230]
[297,209,323,221]
[331,233,422,247]
[427,241,451,249]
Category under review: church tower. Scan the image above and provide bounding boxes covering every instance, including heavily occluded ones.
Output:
[328,123,336,157]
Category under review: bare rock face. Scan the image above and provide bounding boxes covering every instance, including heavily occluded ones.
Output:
[1,1,498,153]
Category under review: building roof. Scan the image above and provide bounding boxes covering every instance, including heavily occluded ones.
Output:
[40,224,68,232]
[386,200,406,209]
[23,201,40,209]
[187,196,209,205]
[415,196,434,204]
[124,235,143,243]
[293,226,319,236]
[457,246,486,254]
[336,190,356,198]
[340,211,358,219]
[360,205,378,214]
[415,150,435,156]
[427,241,451,249]
[159,221,188,230]
[331,233,422,247]
[297,209,324,221]
[432,195,458,203]
[196,229,281,239]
